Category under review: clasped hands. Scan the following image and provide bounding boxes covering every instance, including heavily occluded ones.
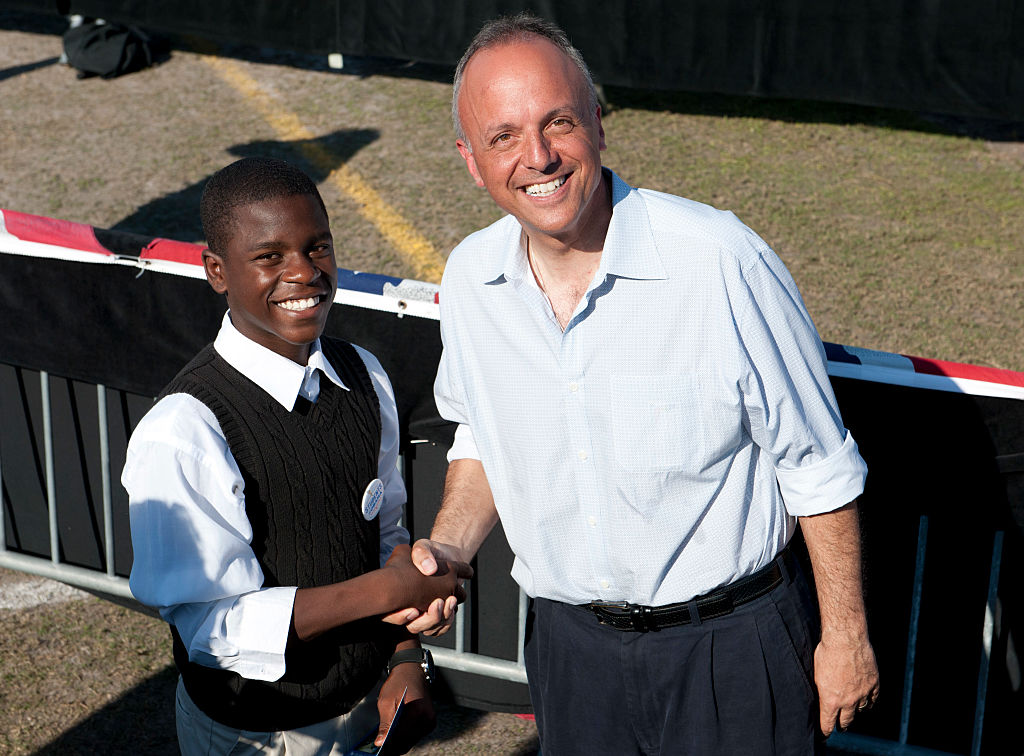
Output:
[382,540,472,636]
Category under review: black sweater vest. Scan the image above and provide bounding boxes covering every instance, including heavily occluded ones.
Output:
[160,337,394,731]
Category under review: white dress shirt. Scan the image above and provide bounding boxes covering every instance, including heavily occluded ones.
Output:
[123,312,408,682]
[435,170,867,606]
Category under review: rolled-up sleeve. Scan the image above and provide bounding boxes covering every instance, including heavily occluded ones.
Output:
[732,245,868,516]
[775,430,867,516]
[166,588,297,681]
[446,422,481,462]
[434,337,468,430]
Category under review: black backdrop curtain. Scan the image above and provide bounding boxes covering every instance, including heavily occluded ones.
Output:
[5,0,1009,120]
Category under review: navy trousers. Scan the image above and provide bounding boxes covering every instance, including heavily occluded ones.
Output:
[524,566,824,756]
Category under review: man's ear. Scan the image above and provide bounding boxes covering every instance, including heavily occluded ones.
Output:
[202,248,227,294]
[456,140,486,188]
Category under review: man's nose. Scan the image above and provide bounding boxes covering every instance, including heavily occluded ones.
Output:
[523,130,557,171]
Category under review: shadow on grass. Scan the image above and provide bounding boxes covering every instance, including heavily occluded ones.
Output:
[413,697,540,756]
[0,55,59,82]
[32,665,540,755]
[34,664,179,755]
[109,128,379,243]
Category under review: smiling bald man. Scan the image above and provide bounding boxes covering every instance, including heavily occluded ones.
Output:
[406,14,879,755]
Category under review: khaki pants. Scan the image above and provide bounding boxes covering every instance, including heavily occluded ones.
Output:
[175,676,380,755]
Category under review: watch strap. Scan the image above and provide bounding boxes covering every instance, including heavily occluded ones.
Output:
[387,648,434,683]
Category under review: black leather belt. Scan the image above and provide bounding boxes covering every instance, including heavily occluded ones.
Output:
[583,548,791,632]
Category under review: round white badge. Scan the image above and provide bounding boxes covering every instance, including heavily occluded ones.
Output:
[361,478,385,521]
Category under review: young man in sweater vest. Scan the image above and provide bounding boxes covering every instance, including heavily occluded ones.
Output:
[123,157,470,755]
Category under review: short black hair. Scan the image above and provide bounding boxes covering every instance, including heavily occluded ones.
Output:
[200,157,328,256]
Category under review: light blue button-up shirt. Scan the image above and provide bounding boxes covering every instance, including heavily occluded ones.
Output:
[435,170,866,606]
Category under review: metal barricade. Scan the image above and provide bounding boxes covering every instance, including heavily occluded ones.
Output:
[0,371,133,600]
[0,363,1013,752]
[0,366,528,684]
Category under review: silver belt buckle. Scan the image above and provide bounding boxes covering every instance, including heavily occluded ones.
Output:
[586,600,630,626]
[589,600,630,610]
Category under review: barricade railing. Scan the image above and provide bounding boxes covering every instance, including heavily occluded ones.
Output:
[426,588,529,684]
[0,366,1013,753]
[0,372,133,600]
[828,519,1004,756]
[1,370,1004,749]
[0,367,529,686]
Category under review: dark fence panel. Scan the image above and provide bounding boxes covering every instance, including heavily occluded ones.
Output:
[7,0,1016,119]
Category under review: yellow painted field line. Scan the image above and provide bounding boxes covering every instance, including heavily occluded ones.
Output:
[201,55,446,283]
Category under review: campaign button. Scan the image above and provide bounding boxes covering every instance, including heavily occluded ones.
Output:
[361,478,384,520]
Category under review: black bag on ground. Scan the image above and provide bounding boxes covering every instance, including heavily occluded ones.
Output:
[62,21,155,79]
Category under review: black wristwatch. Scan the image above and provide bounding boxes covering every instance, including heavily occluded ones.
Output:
[387,647,435,684]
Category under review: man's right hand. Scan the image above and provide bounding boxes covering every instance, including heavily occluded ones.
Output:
[382,539,473,636]
[384,459,496,635]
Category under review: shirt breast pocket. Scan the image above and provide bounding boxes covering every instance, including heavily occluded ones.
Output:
[610,373,699,472]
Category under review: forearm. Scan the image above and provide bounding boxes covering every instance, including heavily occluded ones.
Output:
[294,540,468,641]
[799,500,880,733]
[376,632,435,749]
[798,500,869,640]
[292,570,403,641]
[431,458,500,562]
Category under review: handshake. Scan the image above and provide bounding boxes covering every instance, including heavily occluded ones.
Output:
[381,540,474,636]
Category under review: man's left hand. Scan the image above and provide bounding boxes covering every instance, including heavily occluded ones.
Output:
[814,631,879,736]
[375,661,436,754]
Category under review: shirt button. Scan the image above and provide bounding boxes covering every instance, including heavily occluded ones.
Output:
[577,450,588,461]
[568,381,579,392]
[588,516,597,527]
[600,579,610,589]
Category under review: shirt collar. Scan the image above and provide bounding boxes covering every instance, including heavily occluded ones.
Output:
[213,312,348,411]
[599,169,668,282]
[493,221,530,286]
[489,168,668,286]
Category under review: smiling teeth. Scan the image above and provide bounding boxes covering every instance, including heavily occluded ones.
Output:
[277,296,320,311]
[525,176,565,197]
